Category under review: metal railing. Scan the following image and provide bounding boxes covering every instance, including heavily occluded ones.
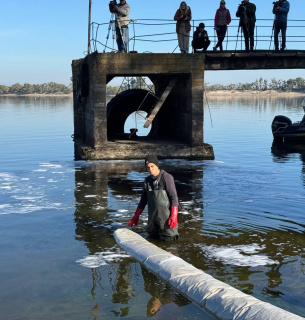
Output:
[88,18,305,54]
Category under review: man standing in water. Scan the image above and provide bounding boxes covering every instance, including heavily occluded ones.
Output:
[128,155,179,241]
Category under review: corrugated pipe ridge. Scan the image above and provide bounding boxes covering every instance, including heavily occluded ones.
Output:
[114,228,304,320]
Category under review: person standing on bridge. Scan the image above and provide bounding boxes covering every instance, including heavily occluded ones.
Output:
[236,0,256,52]
[109,0,130,52]
[128,155,179,241]
[174,1,192,53]
[273,0,290,51]
[213,1,231,52]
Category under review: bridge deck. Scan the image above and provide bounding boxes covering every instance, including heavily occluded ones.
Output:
[204,50,305,70]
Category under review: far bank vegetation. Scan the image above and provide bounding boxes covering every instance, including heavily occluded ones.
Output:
[1,77,305,96]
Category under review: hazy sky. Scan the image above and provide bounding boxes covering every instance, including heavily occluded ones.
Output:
[1,0,304,86]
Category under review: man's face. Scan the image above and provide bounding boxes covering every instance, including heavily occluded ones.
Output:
[120,0,126,4]
[146,163,160,177]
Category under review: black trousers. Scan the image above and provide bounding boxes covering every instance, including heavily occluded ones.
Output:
[215,25,227,50]
[240,22,255,50]
[192,38,211,52]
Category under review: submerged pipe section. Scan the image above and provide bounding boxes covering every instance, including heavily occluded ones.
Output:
[114,228,304,320]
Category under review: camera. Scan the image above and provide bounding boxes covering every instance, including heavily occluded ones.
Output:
[109,0,117,13]
[273,1,280,8]
[238,1,246,9]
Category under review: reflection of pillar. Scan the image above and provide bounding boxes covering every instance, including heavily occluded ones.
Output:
[74,162,145,254]
[141,266,188,317]
[111,263,133,317]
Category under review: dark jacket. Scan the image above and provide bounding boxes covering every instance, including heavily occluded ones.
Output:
[272,0,290,22]
[193,28,209,40]
[236,2,256,25]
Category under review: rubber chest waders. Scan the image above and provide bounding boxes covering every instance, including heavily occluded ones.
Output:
[146,189,178,239]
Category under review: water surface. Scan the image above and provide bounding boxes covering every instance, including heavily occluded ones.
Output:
[0,95,305,319]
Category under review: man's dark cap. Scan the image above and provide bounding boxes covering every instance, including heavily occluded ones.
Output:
[199,23,205,28]
[145,155,159,167]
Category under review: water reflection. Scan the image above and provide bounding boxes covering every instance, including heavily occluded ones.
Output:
[73,159,305,317]
[271,141,305,187]
[74,161,213,319]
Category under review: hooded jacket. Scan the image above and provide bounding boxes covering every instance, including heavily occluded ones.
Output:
[174,2,192,33]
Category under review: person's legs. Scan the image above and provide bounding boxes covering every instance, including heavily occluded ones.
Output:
[121,27,129,52]
[116,26,124,51]
[248,23,255,51]
[203,39,211,51]
[179,24,189,53]
[192,38,203,52]
[280,21,287,50]
[242,24,249,51]
[274,22,280,50]
[216,25,227,51]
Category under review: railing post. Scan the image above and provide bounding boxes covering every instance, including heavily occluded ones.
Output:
[88,0,92,55]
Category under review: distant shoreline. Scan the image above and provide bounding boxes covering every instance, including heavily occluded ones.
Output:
[1,91,304,97]
[0,93,73,97]
[205,90,304,97]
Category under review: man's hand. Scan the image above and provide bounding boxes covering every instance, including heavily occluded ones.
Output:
[128,208,143,227]
[168,206,178,228]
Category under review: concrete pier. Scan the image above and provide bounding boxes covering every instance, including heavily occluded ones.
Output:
[72,52,214,160]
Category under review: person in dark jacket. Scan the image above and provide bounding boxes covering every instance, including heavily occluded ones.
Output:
[213,1,231,51]
[128,155,179,241]
[236,0,256,51]
[192,23,211,53]
[273,0,290,50]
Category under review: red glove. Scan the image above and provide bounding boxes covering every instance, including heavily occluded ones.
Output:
[168,206,178,228]
[128,208,143,227]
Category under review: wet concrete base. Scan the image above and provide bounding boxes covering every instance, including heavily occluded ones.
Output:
[74,138,214,160]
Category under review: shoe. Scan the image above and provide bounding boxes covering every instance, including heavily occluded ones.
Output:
[213,46,217,51]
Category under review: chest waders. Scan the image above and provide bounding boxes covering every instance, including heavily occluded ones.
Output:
[146,189,178,240]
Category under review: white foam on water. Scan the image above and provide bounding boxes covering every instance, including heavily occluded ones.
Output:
[179,210,190,215]
[201,244,278,267]
[0,186,12,190]
[93,206,106,210]
[118,209,128,213]
[180,200,194,205]
[84,195,98,198]
[21,178,30,181]
[76,249,130,268]
[39,163,62,169]
[33,169,47,172]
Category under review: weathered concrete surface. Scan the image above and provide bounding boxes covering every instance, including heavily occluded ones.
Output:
[72,53,214,160]
[205,50,305,70]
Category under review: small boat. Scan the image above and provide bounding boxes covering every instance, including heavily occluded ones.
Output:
[271,99,305,142]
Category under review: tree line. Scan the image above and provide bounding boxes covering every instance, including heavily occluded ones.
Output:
[0,82,72,95]
[205,77,305,92]
[2,77,304,96]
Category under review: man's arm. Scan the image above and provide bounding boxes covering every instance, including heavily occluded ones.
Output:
[115,4,130,16]
[279,2,290,14]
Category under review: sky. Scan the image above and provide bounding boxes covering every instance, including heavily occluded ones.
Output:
[0,0,304,86]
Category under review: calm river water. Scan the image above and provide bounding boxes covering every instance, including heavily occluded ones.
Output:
[0,95,305,319]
